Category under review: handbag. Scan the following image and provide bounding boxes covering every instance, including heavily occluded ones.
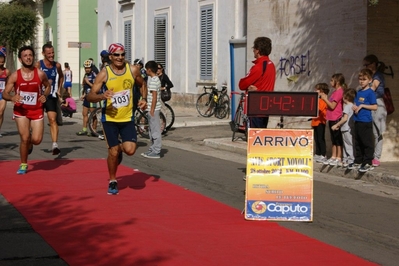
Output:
[161,88,172,102]
[383,87,394,115]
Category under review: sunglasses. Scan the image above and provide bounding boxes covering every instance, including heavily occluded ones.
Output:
[112,53,125,57]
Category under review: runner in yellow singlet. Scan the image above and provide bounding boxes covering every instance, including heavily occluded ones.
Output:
[86,43,147,195]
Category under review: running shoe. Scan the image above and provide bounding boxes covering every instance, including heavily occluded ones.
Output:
[316,156,327,164]
[17,164,28,175]
[372,158,380,167]
[107,181,119,195]
[52,143,60,155]
[0,133,2,138]
[358,164,374,173]
[323,158,334,165]
[142,152,161,159]
[140,151,151,157]
[329,159,340,166]
[98,134,105,140]
[76,130,88,136]
[347,163,360,170]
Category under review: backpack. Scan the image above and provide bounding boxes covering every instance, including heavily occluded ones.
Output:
[383,87,395,115]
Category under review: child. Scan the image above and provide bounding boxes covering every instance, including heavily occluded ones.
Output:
[140,60,162,159]
[331,88,356,167]
[349,69,377,172]
[320,73,345,166]
[312,83,329,163]
[60,90,77,118]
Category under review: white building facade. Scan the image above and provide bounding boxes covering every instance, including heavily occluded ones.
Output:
[97,0,246,106]
[98,0,398,161]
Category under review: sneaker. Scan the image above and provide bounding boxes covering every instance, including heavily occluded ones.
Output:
[342,161,349,168]
[372,158,380,167]
[52,143,60,155]
[76,130,87,136]
[359,164,374,173]
[347,163,360,170]
[243,175,247,181]
[313,155,322,161]
[0,133,2,138]
[140,151,150,157]
[98,134,105,140]
[141,152,161,159]
[316,156,327,163]
[107,181,119,195]
[16,164,28,175]
[323,158,335,165]
[329,159,341,166]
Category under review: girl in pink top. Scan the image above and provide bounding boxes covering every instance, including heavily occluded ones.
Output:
[60,91,77,118]
[320,73,345,166]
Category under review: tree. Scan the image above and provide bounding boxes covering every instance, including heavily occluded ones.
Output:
[0,1,39,72]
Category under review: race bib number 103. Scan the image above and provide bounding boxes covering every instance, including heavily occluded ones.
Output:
[112,90,130,108]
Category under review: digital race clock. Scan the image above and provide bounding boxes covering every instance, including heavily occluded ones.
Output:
[246,91,319,117]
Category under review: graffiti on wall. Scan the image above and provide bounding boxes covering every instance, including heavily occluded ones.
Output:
[279,50,310,78]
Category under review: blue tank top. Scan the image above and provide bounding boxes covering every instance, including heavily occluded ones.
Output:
[83,71,97,94]
[40,60,57,98]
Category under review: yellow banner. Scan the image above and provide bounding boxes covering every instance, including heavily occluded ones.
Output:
[245,129,313,221]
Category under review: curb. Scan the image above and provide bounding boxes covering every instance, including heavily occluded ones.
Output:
[202,137,399,189]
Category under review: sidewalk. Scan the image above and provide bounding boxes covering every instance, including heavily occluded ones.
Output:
[72,100,399,189]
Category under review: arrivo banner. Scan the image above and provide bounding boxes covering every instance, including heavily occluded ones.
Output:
[245,128,313,221]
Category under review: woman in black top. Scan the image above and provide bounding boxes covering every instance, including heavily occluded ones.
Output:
[156,63,174,90]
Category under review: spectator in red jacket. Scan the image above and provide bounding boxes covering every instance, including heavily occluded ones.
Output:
[239,36,276,128]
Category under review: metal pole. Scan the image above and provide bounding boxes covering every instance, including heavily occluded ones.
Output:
[78,42,81,96]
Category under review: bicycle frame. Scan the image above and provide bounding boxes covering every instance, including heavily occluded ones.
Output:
[230,91,248,131]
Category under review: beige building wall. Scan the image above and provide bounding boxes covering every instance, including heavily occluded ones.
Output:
[247,0,398,161]
[367,1,399,161]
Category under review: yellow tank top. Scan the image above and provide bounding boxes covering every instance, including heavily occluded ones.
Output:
[103,63,135,122]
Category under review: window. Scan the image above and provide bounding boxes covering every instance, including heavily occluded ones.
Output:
[200,5,213,80]
[154,15,167,68]
[124,20,132,63]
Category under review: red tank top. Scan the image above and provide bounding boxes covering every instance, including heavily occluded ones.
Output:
[15,68,43,110]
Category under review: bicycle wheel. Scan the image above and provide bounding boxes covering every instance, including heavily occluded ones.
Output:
[136,111,167,139]
[88,107,103,138]
[162,102,175,130]
[196,92,215,117]
[231,106,242,141]
[215,93,230,119]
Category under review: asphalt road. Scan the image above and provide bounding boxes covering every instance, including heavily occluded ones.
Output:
[1,108,399,265]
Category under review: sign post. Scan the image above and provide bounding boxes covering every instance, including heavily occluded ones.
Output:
[68,42,91,95]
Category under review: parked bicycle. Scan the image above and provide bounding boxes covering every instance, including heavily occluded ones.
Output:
[196,84,230,119]
[161,100,175,130]
[230,91,249,142]
[135,108,167,138]
[88,107,167,139]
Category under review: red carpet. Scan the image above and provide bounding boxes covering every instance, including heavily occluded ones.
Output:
[0,159,375,266]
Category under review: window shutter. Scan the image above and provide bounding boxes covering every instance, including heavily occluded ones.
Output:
[154,16,167,67]
[200,5,213,80]
[124,20,132,63]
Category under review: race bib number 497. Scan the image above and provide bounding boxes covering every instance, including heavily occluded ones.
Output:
[20,91,38,105]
